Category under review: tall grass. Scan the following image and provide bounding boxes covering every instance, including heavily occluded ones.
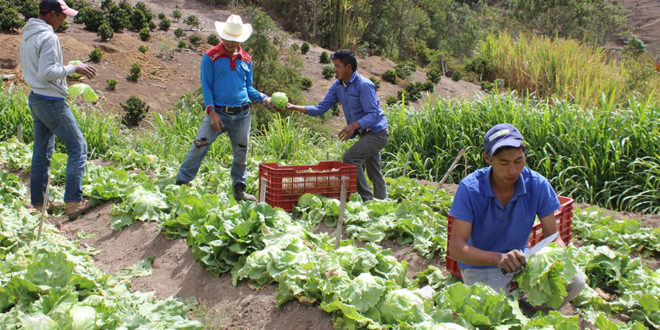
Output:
[384,93,659,213]
[480,33,629,108]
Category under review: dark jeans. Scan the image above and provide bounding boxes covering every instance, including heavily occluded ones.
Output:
[342,129,389,201]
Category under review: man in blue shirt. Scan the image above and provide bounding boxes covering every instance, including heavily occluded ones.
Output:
[448,123,585,304]
[176,14,273,201]
[286,50,389,201]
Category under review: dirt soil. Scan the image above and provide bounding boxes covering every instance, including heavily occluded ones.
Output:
[620,0,660,60]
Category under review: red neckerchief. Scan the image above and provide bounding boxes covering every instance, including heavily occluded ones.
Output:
[205,43,252,70]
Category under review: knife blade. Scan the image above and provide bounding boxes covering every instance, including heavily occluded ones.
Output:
[524,232,559,260]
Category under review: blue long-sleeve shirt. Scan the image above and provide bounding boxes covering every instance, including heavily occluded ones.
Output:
[306,71,388,137]
[201,44,265,109]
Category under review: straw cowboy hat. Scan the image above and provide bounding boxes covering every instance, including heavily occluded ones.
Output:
[215,14,252,43]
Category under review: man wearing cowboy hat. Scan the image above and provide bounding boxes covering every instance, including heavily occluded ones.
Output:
[20,0,97,219]
[176,14,273,202]
[286,50,389,201]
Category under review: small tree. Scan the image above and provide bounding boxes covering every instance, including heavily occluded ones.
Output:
[106,78,117,90]
[207,33,220,46]
[426,69,441,84]
[126,62,141,81]
[319,51,330,64]
[451,71,462,82]
[158,13,166,20]
[158,17,171,31]
[189,34,202,46]
[130,8,148,32]
[300,77,312,90]
[369,76,380,90]
[139,27,151,41]
[623,36,646,58]
[121,96,149,127]
[138,45,148,53]
[174,27,185,39]
[183,15,199,30]
[290,43,299,52]
[107,4,126,32]
[89,48,103,62]
[18,0,39,20]
[322,65,334,79]
[148,21,156,31]
[382,70,397,84]
[0,5,24,31]
[300,42,310,54]
[97,23,114,41]
[79,7,105,32]
[172,9,182,22]
[100,0,115,10]
[177,40,186,49]
[134,2,153,21]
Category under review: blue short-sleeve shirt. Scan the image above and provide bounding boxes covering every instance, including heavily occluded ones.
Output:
[449,166,560,269]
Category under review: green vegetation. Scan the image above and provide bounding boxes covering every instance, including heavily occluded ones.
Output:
[88,48,103,62]
[382,70,397,84]
[177,40,187,49]
[126,62,141,81]
[320,51,330,64]
[0,4,25,31]
[300,77,312,90]
[183,15,200,30]
[97,22,114,41]
[138,45,148,53]
[207,33,220,46]
[322,65,334,79]
[158,16,171,31]
[300,42,310,54]
[139,27,151,41]
[174,27,185,39]
[106,78,118,91]
[172,8,182,22]
[369,76,380,90]
[189,34,202,46]
[78,7,105,32]
[120,96,149,127]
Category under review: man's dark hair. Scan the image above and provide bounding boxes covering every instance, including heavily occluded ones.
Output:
[331,49,357,71]
[492,145,526,158]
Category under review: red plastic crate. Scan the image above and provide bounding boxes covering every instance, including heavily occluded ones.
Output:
[446,196,574,278]
[258,161,358,211]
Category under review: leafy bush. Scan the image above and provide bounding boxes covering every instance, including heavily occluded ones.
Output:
[79,7,105,32]
[158,17,171,31]
[300,42,310,54]
[177,40,186,49]
[174,27,185,39]
[382,70,397,84]
[158,13,166,20]
[139,28,150,41]
[386,95,400,107]
[126,62,141,81]
[331,104,340,116]
[451,71,462,82]
[207,33,220,46]
[0,4,24,32]
[322,65,334,79]
[183,15,199,30]
[97,23,114,41]
[148,21,156,31]
[189,34,202,46]
[17,0,39,20]
[395,62,416,79]
[369,76,380,90]
[320,51,330,64]
[290,43,299,52]
[623,36,646,58]
[426,69,441,84]
[480,79,504,93]
[100,0,114,10]
[172,9,182,22]
[300,77,312,90]
[138,45,148,53]
[107,4,127,32]
[130,8,148,31]
[107,78,117,90]
[89,48,103,62]
[465,56,494,82]
[121,96,149,127]
[134,2,153,21]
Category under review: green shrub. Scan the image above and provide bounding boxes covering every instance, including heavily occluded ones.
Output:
[300,77,312,90]
[480,79,503,92]
[100,0,114,10]
[130,8,148,31]
[89,48,103,62]
[0,5,24,31]
[139,27,151,41]
[158,13,166,20]
[97,23,114,41]
[174,27,185,39]
[138,45,148,53]
[79,7,105,32]
[158,17,170,31]
[322,65,334,79]
[56,20,69,33]
[395,62,416,79]
[106,78,117,90]
[120,96,149,127]
[382,70,397,84]
[320,51,330,64]
[451,71,462,82]
[290,43,299,52]
[369,76,380,90]
[126,62,141,81]
[623,36,646,58]
[385,95,400,107]
[172,9,182,22]
[331,104,340,116]
[426,69,441,84]
[183,15,199,30]
[207,33,220,46]
[189,34,202,46]
[465,56,494,82]
[300,42,310,54]
[177,40,186,49]
[134,2,153,21]
[17,0,39,20]
[107,4,127,32]
[148,21,156,31]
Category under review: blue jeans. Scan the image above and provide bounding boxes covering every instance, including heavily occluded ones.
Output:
[176,108,251,185]
[28,93,87,205]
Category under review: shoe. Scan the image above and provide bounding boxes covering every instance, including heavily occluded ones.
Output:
[233,183,257,202]
[32,201,63,213]
[175,180,188,186]
[65,200,93,220]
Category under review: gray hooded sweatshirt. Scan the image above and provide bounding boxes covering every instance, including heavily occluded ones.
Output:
[20,18,76,99]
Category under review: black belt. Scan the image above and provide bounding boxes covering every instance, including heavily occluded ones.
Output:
[215,103,251,114]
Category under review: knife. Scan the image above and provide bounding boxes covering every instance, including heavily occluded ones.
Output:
[501,232,558,274]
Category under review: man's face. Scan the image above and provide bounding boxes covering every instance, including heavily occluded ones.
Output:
[46,12,67,29]
[222,40,240,54]
[332,58,352,81]
[485,148,526,187]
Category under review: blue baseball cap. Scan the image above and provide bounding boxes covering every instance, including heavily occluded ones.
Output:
[484,123,524,159]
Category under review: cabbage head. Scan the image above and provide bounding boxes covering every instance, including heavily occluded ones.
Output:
[68,60,83,78]
[271,92,288,110]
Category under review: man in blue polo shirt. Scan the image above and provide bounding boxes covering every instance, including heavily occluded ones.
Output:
[448,123,585,305]
[176,14,274,202]
[286,50,389,201]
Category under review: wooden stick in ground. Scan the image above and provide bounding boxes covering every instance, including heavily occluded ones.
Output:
[435,146,466,193]
[17,124,22,143]
[37,175,50,241]
[259,176,267,203]
[276,144,289,163]
[290,125,302,163]
[335,175,348,249]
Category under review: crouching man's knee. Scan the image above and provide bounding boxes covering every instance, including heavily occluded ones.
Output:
[565,271,587,303]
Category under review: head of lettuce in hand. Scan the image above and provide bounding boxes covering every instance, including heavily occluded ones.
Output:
[68,60,83,79]
[271,92,288,111]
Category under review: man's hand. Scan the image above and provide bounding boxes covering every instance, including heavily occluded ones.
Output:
[338,122,360,141]
[208,110,224,132]
[497,250,527,273]
[285,103,306,113]
[263,96,281,112]
[74,64,96,80]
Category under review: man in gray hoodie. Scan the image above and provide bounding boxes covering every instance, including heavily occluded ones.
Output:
[20,0,97,219]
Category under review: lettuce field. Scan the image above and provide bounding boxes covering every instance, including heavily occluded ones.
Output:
[0,84,658,328]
